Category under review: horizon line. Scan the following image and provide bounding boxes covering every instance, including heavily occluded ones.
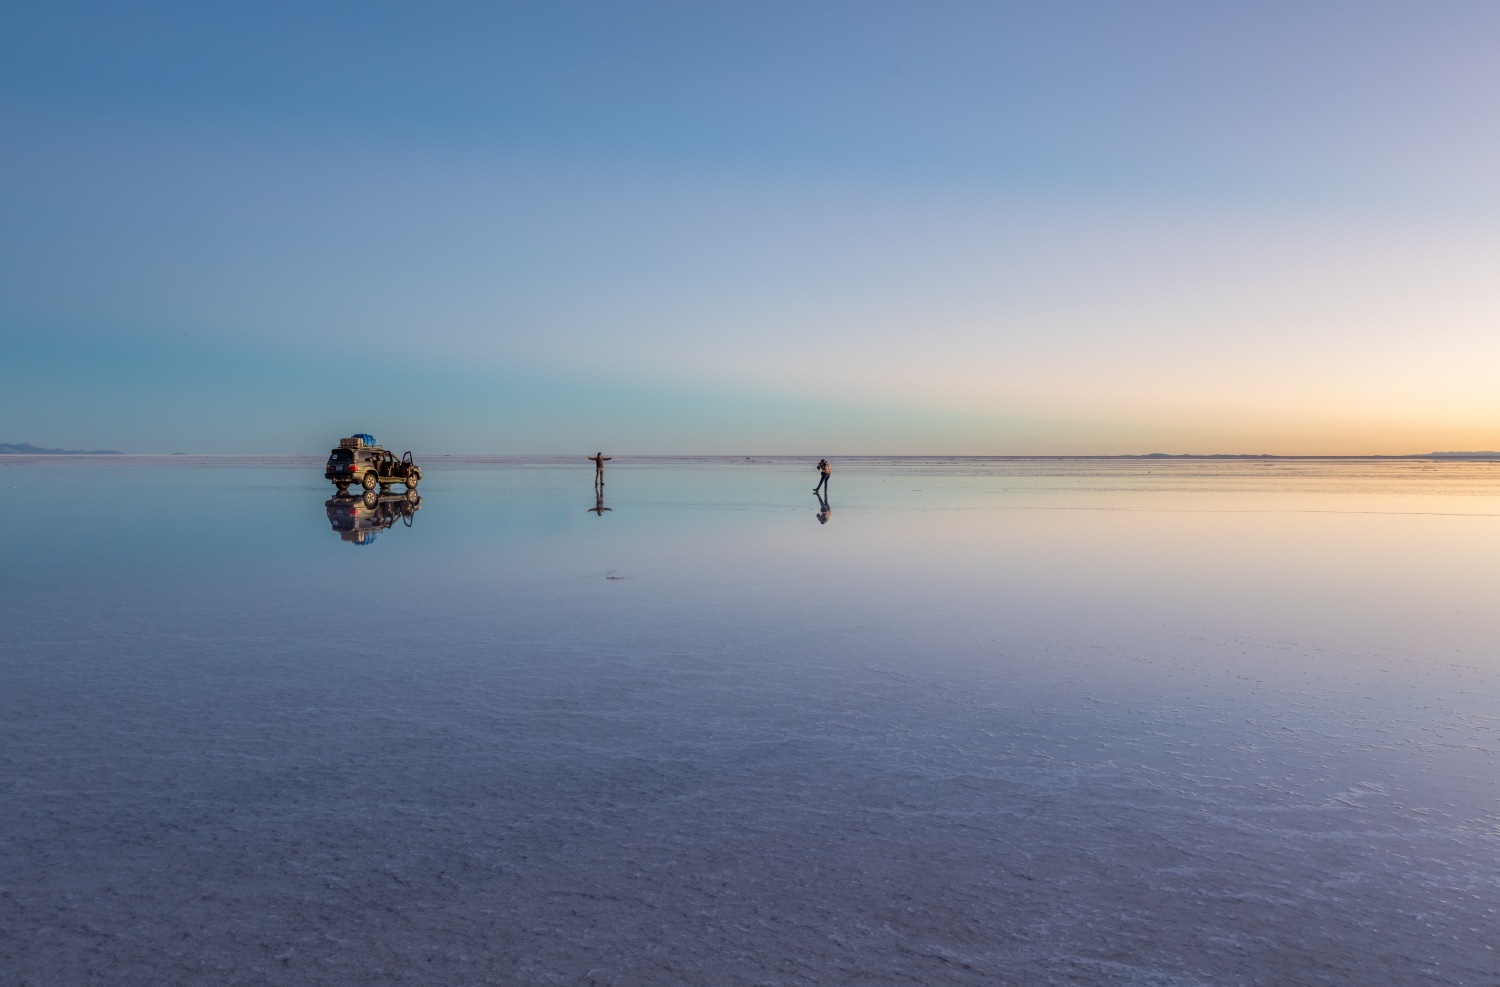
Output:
[6,451,1500,461]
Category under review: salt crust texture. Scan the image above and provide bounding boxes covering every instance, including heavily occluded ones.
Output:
[2,458,1497,986]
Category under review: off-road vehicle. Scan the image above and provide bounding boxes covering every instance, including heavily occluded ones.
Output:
[325,434,421,493]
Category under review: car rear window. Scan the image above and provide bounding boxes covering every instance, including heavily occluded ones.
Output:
[330,449,354,462]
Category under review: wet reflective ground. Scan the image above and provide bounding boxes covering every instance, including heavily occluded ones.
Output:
[3,457,1498,985]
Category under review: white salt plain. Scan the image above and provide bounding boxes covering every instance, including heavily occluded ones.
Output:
[2,456,1497,986]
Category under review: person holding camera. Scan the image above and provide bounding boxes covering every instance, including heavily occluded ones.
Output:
[814,458,831,495]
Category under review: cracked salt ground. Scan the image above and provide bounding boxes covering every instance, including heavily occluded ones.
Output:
[2,456,1499,985]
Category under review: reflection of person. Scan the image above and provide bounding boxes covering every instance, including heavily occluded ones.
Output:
[588,452,612,487]
[588,488,612,516]
[814,458,830,495]
[815,491,830,524]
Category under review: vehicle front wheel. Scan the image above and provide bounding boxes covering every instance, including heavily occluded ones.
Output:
[405,473,419,489]
[361,471,378,491]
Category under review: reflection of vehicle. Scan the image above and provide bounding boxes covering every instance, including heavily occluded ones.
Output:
[325,490,421,545]
[325,434,422,493]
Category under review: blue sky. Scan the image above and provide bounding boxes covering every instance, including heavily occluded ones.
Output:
[3,1,1498,453]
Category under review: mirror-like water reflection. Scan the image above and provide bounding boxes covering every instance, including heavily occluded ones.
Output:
[2,456,1498,985]
[324,490,422,545]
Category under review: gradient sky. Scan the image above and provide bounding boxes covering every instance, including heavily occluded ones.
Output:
[3,1,1498,454]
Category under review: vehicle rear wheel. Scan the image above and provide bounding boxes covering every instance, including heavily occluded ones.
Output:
[361,471,378,491]
[362,490,379,508]
[334,483,349,494]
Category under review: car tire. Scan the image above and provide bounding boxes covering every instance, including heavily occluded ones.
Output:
[405,473,418,489]
[362,490,379,508]
[362,471,378,491]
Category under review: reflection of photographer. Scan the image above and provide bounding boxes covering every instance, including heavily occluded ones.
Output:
[814,459,830,495]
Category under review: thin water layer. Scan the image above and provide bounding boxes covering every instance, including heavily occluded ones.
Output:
[2,457,1498,985]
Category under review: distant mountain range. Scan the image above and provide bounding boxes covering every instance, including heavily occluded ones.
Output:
[0,442,124,455]
[0,442,1494,459]
[1132,451,1500,460]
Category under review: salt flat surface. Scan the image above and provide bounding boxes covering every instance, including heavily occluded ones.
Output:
[2,457,1498,986]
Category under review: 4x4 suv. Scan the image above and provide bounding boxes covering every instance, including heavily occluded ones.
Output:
[325,434,422,493]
